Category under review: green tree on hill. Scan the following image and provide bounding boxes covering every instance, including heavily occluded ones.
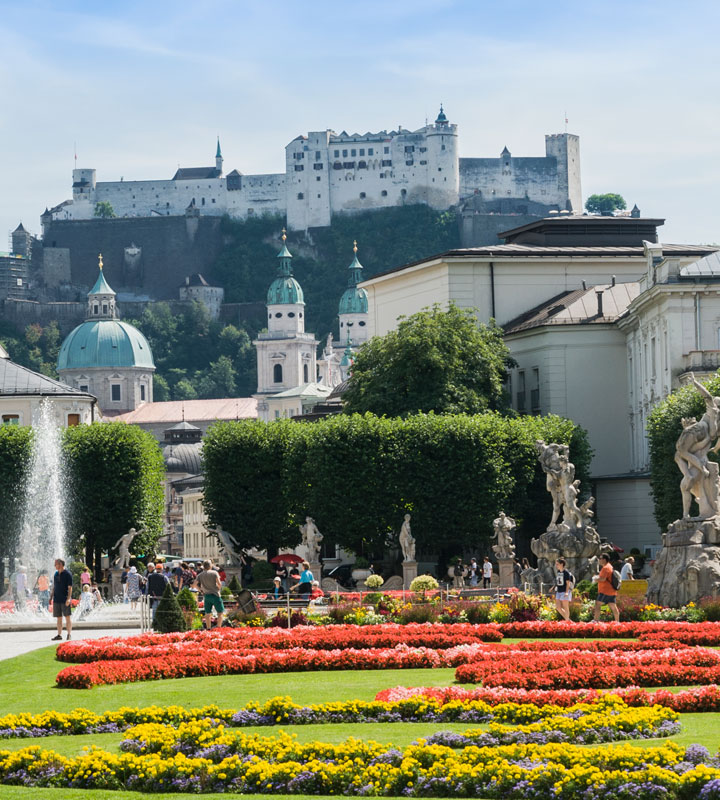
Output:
[343,304,511,417]
[93,201,116,219]
[585,193,627,215]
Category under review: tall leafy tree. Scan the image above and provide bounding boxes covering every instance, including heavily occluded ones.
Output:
[0,426,33,584]
[343,304,511,417]
[585,193,627,215]
[63,422,165,571]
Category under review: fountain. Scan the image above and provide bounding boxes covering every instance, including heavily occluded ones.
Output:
[19,398,67,574]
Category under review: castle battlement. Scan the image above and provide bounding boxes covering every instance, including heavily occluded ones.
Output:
[48,109,580,232]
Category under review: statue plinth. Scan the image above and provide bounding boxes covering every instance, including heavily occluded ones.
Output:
[648,516,720,606]
[528,523,604,594]
[109,566,124,600]
[402,561,418,590]
[308,561,322,583]
[496,557,516,589]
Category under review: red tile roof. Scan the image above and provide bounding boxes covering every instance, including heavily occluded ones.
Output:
[108,398,257,424]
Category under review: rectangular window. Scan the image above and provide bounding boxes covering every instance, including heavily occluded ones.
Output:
[351,149,356,157]
[342,149,348,157]
[381,159,392,167]
[359,148,365,156]
[140,384,146,401]
[111,384,121,402]
[516,371,526,412]
[419,160,427,165]
[294,165,304,171]
[406,160,414,166]
[1,414,19,425]
[313,163,323,170]
[79,384,89,392]
[384,146,389,154]
[334,150,339,157]
[368,148,374,155]
[404,145,415,152]
[315,151,321,160]
[67,414,80,427]
[531,368,540,411]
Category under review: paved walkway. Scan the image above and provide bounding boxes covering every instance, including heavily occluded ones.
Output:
[0,626,142,661]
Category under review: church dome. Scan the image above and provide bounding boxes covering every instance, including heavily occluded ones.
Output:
[267,275,304,305]
[57,320,155,370]
[339,285,368,315]
[163,442,202,474]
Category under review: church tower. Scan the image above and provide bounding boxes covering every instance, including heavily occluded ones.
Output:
[253,232,319,421]
[338,241,369,346]
[215,138,223,175]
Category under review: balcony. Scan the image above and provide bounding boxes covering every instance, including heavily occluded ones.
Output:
[679,351,720,383]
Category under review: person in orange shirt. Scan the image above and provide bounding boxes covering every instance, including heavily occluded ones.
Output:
[593,553,619,622]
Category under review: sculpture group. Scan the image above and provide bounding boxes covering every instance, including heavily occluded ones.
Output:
[647,374,720,605]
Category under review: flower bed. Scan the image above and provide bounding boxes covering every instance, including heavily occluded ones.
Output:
[2,716,718,798]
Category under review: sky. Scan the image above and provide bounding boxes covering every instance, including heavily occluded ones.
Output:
[1,0,718,246]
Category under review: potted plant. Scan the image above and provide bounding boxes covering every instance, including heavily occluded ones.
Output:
[351,556,372,585]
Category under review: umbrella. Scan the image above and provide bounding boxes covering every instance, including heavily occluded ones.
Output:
[270,554,304,564]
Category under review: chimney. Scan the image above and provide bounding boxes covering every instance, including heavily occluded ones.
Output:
[596,290,604,317]
[611,275,616,287]
[582,280,587,290]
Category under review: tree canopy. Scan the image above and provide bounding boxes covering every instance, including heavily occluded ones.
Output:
[647,374,720,530]
[585,193,627,215]
[63,422,165,569]
[342,304,511,417]
[93,201,116,219]
[0,426,33,582]
[202,412,591,560]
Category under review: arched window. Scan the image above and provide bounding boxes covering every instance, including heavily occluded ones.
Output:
[273,364,283,383]
[303,363,309,383]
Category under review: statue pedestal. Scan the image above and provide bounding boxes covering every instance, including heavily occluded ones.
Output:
[402,560,418,591]
[109,567,124,600]
[308,561,322,583]
[497,557,516,588]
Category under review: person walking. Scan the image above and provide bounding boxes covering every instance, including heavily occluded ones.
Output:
[80,566,91,588]
[35,570,50,612]
[195,560,225,629]
[553,557,574,621]
[297,561,314,600]
[146,562,169,621]
[125,565,143,610]
[50,558,73,641]
[468,558,479,587]
[620,557,635,582]
[593,553,620,622]
[482,557,493,589]
[452,560,466,590]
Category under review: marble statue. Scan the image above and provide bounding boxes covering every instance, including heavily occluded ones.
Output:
[399,514,416,562]
[529,441,601,590]
[300,517,324,560]
[491,512,516,559]
[216,529,245,567]
[648,374,720,606]
[112,528,141,569]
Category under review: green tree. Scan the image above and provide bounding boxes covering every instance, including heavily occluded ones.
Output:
[647,374,720,530]
[585,193,627,215]
[63,422,165,572]
[153,374,170,402]
[153,582,187,632]
[196,355,237,398]
[173,378,198,400]
[93,201,116,219]
[343,304,511,417]
[0,426,33,585]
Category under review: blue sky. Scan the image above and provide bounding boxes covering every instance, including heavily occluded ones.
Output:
[1,0,718,246]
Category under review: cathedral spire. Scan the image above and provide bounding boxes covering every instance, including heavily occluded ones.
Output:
[215,137,223,174]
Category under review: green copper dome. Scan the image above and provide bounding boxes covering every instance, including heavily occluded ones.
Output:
[89,269,115,296]
[338,250,368,315]
[57,320,155,371]
[267,238,304,305]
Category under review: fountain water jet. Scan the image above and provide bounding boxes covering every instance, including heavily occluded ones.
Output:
[19,398,67,574]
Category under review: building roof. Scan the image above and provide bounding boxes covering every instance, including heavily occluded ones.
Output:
[180,273,217,288]
[109,397,257,424]
[272,382,333,399]
[361,244,718,284]
[0,356,95,398]
[680,250,720,277]
[13,222,26,233]
[88,269,115,296]
[503,281,641,335]
[172,166,221,180]
[498,215,666,245]
[163,442,203,474]
[57,320,155,371]
[339,250,368,315]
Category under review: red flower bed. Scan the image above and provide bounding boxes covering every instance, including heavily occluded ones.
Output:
[455,646,720,689]
[376,683,720,712]
[497,620,720,640]
[55,623,503,664]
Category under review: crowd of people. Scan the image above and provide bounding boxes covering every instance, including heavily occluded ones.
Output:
[272,560,323,601]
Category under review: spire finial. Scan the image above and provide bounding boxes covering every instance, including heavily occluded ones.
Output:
[353,239,358,254]
[98,253,103,271]
[281,228,287,242]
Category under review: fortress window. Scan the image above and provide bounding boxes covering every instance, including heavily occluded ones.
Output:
[441,145,446,150]
[419,147,427,153]
[342,149,348,157]
[269,314,272,320]
[297,193,304,199]
[111,384,121,402]
[359,192,366,199]
[358,161,367,169]
[359,148,365,156]
[351,149,356,157]
[438,167,442,172]
[273,364,283,383]
[294,165,304,172]
[383,147,389,154]
[401,189,407,197]
[316,176,321,182]
[317,194,321,198]
[212,198,216,203]
[343,162,355,169]
[381,190,387,196]
[333,162,342,170]
[406,160,414,166]
[404,145,415,152]
[420,160,427,165]
[334,150,339,157]
[202,198,205,205]
[381,159,392,167]
[368,148,374,155]
[299,312,303,318]
[313,163,323,170]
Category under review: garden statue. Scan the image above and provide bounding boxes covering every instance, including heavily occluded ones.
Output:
[529,441,601,590]
[112,527,141,569]
[399,514,416,562]
[647,373,720,607]
[300,517,324,560]
[491,512,516,560]
[216,529,245,567]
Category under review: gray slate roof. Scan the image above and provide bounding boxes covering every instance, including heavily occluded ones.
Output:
[0,357,94,397]
[172,167,221,180]
[680,250,720,277]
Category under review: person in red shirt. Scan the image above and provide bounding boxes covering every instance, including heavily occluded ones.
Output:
[593,553,619,622]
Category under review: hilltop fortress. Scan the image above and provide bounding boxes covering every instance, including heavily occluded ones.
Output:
[49,108,581,231]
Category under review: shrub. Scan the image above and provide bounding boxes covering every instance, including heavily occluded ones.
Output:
[410,574,439,594]
[701,597,720,622]
[364,574,384,589]
[176,588,198,611]
[617,597,644,621]
[267,610,310,629]
[226,574,242,595]
[229,610,266,627]
[489,602,512,623]
[463,601,492,624]
[153,583,187,633]
[220,586,233,601]
[398,604,439,624]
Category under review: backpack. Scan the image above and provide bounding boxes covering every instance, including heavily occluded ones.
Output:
[566,571,575,587]
[453,564,463,576]
[610,569,621,590]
